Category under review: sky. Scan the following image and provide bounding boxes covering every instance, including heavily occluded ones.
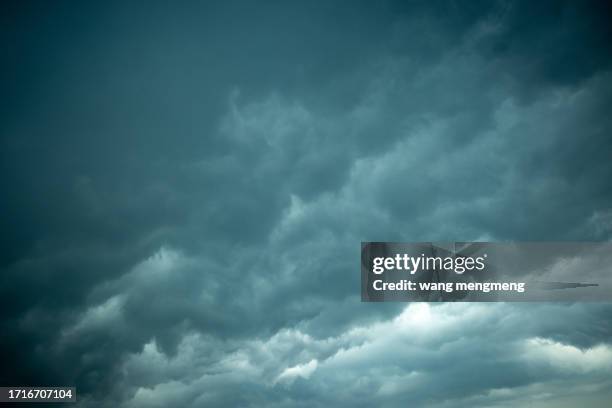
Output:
[1,1,612,407]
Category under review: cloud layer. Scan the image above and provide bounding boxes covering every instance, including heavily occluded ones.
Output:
[1,1,612,407]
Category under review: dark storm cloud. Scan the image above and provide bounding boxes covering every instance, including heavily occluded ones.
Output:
[1,1,612,407]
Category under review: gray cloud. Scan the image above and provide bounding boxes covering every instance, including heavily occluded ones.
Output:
[1,0,612,406]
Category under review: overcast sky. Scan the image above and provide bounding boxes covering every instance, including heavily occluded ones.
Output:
[2,1,612,407]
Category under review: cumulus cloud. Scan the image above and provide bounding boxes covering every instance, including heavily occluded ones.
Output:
[113,303,612,408]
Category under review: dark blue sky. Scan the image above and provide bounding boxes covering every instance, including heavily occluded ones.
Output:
[1,1,612,407]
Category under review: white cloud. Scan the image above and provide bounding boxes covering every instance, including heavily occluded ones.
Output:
[275,359,319,384]
[522,337,612,373]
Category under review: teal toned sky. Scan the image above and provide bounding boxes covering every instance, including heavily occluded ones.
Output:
[1,1,612,407]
